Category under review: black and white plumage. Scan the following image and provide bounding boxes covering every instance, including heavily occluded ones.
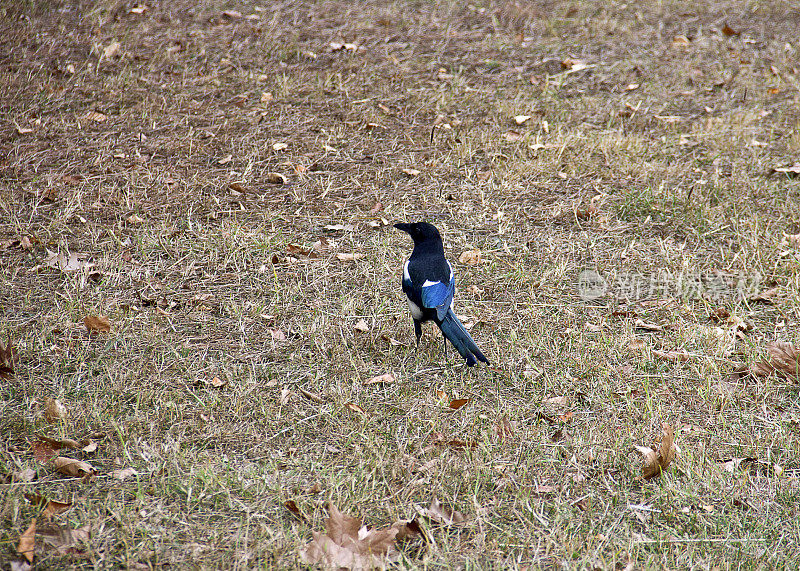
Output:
[394,221,489,367]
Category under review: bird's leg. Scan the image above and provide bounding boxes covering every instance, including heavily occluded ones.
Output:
[414,320,422,347]
[441,329,448,362]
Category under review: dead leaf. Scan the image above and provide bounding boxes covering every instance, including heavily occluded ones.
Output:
[272,142,288,151]
[44,398,67,422]
[17,519,36,563]
[721,23,740,36]
[448,398,470,410]
[535,484,556,494]
[514,115,531,125]
[635,423,676,479]
[37,436,80,450]
[37,521,90,556]
[0,333,17,378]
[401,168,421,177]
[209,376,227,388]
[129,5,148,14]
[13,469,36,483]
[364,373,396,385]
[299,387,323,402]
[544,396,567,406]
[430,432,477,449]
[284,500,308,522]
[672,35,691,47]
[24,494,72,519]
[269,328,286,341]
[380,335,405,347]
[345,402,367,415]
[772,164,800,176]
[81,440,98,454]
[336,253,364,262]
[749,287,779,304]
[495,415,516,440]
[261,91,273,104]
[324,224,355,232]
[31,439,59,463]
[126,214,145,224]
[84,110,108,123]
[280,387,293,404]
[222,9,242,19]
[266,172,287,184]
[299,503,403,569]
[634,319,663,332]
[44,249,93,272]
[111,467,139,481]
[502,130,525,142]
[353,319,370,333]
[102,41,121,59]
[561,58,590,71]
[420,497,465,525]
[52,457,95,478]
[458,250,482,265]
[84,315,111,334]
[305,482,324,494]
[751,341,800,381]
[651,350,692,362]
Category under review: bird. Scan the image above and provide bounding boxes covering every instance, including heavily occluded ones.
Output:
[394,221,489,367]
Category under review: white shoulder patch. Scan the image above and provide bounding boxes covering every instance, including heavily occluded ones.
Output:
[422,279,440,287]
[447,260,453,281]
[403,260,410,281]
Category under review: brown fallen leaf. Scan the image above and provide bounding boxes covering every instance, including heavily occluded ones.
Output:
[458,250,482,265]
[448,398,470,410]
[401,168,421,177]
[430,432,477,449]
[544,396,568,406]
[266,172,287,184]
[502,130,525,142]
[0,333,16,378]
[298,387,323,402]
[299,503,405,569]
[83,315,111,334]
[364,373,396,385]
[24,494,72,519]
[44,398,67,422]
[81,440,98,454]
[635,423,676,479]
[38,522,90,556]
[651,349,692,362]
[17,518,36,563]
[749,287,779,304]
[345,402,367,415]
[52,457,95,478]
[420,497,466,525]
[353,319,370,333]
[495,415,516,440]
[305,482,324,494]
[721,23,740,36]
[284,500,308,522]
[635,319,663,332]
[336,252,365,262]
[751,341,800,382]
[37,436,80,450]
[111,467,139,481]
[30,439,59,463]
[44,249,93,272]
[380,334,405,347]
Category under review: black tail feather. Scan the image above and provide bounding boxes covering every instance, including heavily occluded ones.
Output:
[437,309,489,366]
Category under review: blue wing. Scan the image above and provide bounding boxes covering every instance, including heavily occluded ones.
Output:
[421,274,454,321]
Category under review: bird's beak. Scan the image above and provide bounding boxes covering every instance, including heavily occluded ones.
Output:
[393,222,411,233]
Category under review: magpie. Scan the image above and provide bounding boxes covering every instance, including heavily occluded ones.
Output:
[395,221,489,367]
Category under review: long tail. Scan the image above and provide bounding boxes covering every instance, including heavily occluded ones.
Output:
[437,308,489,367]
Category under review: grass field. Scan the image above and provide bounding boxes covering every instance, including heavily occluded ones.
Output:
[2,0,800,568]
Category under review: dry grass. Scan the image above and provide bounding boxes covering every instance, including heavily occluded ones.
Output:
[2,0,800,568]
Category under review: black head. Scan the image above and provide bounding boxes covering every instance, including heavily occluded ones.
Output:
[394,221,442,244]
